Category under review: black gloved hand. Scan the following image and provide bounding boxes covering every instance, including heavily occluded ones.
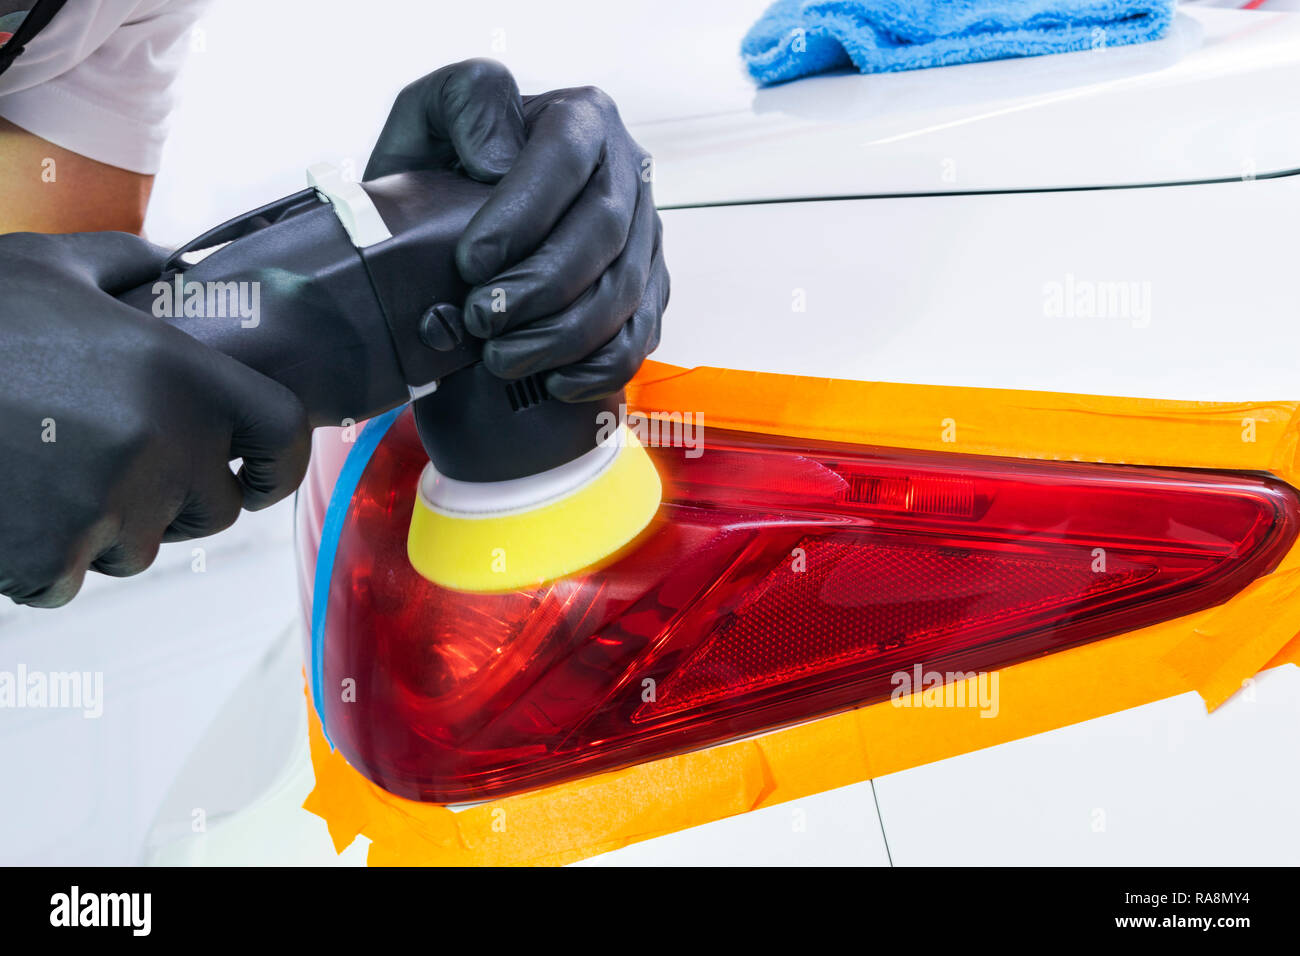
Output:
[0,232,310,607]
[366,59,669,402]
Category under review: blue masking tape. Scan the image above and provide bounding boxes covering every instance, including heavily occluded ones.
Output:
[308,407,401,745]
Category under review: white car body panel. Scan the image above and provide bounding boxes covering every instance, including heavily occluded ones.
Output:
[574,782,892,867]
[874,666,1300,865]
[638,8,1300,205]
[652,174,1300,401]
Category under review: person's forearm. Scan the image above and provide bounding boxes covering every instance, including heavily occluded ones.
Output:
[0,117,153,235]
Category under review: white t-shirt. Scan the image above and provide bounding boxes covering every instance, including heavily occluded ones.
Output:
[0,0,209,174]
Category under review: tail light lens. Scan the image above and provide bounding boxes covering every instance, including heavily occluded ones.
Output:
[298,410,1300,803]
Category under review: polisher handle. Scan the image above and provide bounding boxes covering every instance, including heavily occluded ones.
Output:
[116,189,411,427]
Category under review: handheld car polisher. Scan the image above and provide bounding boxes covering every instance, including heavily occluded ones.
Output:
[116,164,662,592]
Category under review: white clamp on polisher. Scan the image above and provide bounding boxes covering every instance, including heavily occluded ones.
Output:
[117,164,661,591]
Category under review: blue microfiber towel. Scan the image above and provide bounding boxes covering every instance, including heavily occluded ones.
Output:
[741,0,1177,86]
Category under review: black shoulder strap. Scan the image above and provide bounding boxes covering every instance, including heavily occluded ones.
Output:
[0,0,69,77]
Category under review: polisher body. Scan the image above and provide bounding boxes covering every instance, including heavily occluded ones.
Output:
[116,166,661,590]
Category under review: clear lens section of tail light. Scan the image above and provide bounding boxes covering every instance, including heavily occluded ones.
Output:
[297,410,1300,803]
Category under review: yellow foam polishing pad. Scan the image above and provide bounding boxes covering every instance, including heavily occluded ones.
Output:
[407,427,662,592]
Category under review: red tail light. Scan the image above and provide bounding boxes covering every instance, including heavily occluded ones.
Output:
[299,411,1300,803]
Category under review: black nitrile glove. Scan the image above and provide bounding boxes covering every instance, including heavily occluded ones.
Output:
[366,59,669,402]
[0,232,310,608]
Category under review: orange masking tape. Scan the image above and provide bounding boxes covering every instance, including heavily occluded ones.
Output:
[304,362,1300,865]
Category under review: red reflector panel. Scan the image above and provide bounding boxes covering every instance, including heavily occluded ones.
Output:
[307,412,1300,803]
[641,539,1157,719]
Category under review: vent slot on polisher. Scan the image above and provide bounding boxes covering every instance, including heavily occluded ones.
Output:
[506,374,550,412]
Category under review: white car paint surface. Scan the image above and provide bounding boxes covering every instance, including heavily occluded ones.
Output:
[3,0,1297,866]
